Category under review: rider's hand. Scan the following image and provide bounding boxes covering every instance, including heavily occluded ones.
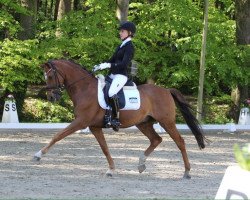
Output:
[99,63,111,70]
[93,64,100,72]
[93,63,111,72]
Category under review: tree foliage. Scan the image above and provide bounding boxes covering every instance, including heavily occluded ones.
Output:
[0,0,249,122]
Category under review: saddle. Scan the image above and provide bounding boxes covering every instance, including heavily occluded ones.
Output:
[97,74,140,110]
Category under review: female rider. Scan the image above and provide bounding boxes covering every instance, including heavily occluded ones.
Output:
[93,21,136,131]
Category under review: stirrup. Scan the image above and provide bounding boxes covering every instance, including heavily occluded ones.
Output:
[111,119,120,132]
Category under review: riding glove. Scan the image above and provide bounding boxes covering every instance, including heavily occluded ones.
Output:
[93,63,111,72]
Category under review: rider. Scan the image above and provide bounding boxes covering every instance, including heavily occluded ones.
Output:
[93,21,136,131]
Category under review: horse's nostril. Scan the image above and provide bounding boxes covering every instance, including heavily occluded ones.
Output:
[48,96,53,102]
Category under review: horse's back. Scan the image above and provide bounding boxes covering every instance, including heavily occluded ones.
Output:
[137,84,172,99]
[137,84,176,114]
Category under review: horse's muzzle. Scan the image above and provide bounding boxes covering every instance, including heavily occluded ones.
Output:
[47,89,62,102]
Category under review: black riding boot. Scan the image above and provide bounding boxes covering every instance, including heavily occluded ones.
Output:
[109,95,121,132]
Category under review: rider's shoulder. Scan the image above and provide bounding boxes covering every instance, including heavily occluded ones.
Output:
[124,41,134,50]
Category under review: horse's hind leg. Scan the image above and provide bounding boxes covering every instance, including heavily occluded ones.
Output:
[159,121,191,179]
[89,126,115,177]
[136,121,162,173]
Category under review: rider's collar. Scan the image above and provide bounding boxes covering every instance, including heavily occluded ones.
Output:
[120,37,131,48]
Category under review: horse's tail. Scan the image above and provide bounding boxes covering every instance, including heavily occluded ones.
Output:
[169,88,206,149]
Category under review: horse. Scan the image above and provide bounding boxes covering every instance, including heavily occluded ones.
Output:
[34,59,207,179]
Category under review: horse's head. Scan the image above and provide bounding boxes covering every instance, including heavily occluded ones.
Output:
[41,61,65,102]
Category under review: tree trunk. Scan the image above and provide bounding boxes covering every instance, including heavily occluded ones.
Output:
[236,0,250,45]
[44,0,48,17]
[196,0,209,122]
[57,0,72,20]
[49,0,54,19]
[116,0,129,22]
[54,0,60,21]
[230,0,250,122]
[18,0,38,40]
[55,0,72,37]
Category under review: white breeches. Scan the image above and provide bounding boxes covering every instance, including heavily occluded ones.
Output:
[108,74,128,97]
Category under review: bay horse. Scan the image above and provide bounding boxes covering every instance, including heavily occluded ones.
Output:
[34,59,207,179]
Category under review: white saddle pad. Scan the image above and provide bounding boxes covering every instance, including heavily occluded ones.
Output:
[97,74,141,110]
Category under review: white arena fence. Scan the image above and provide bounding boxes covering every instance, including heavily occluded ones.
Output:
[1,97,249,133]
[0,123,249,133]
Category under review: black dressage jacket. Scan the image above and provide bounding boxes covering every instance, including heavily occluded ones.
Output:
[108,41,135,76]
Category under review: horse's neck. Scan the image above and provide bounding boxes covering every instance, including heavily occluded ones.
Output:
[57,61,97,105]
[65,72,97,105]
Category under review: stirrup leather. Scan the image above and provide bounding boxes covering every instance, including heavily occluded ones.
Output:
[104,109,112,128]
[109,95,121,131]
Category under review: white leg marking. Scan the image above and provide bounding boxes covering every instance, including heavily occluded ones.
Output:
[105,169,115,177]
[34,150,43,160]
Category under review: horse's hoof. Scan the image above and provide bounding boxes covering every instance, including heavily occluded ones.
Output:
[138,164,146,173]
[106,172,113,177]
[183,172,191,179]
[105,169,114,177]
[33,156,41,161]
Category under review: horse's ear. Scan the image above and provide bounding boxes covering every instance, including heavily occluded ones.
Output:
[40,63,45,68]
[40,63,49,69]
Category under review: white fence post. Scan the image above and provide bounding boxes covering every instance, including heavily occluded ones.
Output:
[1,95,19,123]
[238,107,250,125]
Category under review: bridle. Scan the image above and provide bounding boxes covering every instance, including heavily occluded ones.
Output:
[44,61,90,93]
[44,61,65,91]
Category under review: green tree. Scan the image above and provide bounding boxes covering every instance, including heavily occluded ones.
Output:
[0,0,41,119]
[0,0,249,123]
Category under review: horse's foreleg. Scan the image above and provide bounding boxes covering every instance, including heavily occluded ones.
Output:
[34,119,84,161]
[136,122,162,173]
[89,126,115,177]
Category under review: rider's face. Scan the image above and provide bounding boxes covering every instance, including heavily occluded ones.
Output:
[119,29,129,40]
